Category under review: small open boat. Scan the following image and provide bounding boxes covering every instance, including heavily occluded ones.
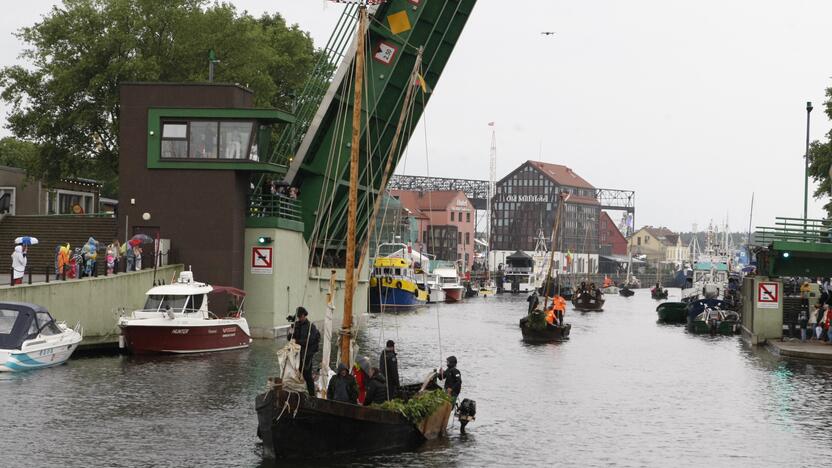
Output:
[656,302,688,323]
[0,302,83,372]
[619,287,635,297]
[691,308,740,335]
[519,312,571,343]
[651,288,668,300]
[572,291,605,311]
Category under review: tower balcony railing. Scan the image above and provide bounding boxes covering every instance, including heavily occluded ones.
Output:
[753,217,832,246]
[247,193,303,221]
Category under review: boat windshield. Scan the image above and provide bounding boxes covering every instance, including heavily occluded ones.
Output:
[35,311,62,336]
[0,309,18,334]
[144,295,204,313]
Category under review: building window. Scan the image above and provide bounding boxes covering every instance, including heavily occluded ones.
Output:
[466,212,471,223]
[161,123,187,158]
[50,189,94,214]
[637,237,641,246]
[161,120,256,160]
[465,232,470,245]
[0,187,15,215]
[450,212,455,222]
[458,231,462,245]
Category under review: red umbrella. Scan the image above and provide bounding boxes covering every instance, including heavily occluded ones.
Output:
[128,238,141,247]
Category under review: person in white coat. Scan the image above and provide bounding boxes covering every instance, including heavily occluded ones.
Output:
[11,244,26,285]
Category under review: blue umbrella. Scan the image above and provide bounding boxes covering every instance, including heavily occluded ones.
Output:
[14,236,39,245]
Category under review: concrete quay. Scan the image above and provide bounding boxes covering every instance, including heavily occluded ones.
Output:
[767,339,832,361]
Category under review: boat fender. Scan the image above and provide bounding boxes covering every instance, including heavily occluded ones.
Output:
[396,281,402,289]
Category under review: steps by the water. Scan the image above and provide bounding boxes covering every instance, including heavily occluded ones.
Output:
[0,215,118,273]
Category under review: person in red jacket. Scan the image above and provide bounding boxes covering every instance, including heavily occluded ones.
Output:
[352,355,371,404]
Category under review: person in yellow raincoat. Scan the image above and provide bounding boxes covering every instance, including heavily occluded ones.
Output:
[56,243,70,278]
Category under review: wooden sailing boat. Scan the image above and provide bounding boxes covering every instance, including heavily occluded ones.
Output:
[255,8,452,459]
[571,212,605,311]
[520,192,571,343]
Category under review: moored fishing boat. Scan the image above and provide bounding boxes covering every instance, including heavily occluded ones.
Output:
[118,270,251,354]
[0,302,82,372]
[369,253,429,311]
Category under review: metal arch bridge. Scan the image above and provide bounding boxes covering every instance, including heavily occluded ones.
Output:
[388,174,636,214]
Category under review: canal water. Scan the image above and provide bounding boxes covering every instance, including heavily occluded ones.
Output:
[3,290,832,467]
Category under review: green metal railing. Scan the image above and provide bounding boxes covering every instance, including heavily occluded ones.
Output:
[753,217,832,245]
[247,194,303,221]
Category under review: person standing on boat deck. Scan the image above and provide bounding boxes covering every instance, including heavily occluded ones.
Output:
[11,244,26,285]
[363,368,389,406]
[353,356,371,404]
[380,340,399,398]
[327,363,358,403]
[287,307,320,395]
[527,291,540,314]
[438,356,462,404]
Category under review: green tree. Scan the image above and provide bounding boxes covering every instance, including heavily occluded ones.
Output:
[0,137,38,173]
[0,0,316,196]
[808,87,832,216]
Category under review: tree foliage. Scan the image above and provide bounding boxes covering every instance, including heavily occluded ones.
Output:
[0,137,38,173]
[808,87,832,216]
[0,0,317,196]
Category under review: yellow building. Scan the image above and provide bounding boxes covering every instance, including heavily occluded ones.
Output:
[628,226,685,264]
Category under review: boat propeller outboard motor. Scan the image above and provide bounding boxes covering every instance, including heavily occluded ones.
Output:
[456,398,476,433]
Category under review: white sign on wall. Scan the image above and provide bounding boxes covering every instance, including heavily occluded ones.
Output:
[251,247,273,274]
[757,282,779,309]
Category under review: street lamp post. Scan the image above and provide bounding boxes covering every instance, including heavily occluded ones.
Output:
[804,101,813,228]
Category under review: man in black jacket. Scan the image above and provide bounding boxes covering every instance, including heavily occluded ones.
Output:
[287,307,320,395]
[363,368,389,406]
[439,355,462,404]
[379,340,399,398]
[327,363,358,403]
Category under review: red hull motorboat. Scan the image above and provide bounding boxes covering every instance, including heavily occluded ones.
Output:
[118,270,252,354]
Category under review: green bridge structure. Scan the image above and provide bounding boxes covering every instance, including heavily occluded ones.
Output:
[753,217,832,277]
[250,0,476,264]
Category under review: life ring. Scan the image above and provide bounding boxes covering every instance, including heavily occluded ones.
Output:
[396,281,402,289]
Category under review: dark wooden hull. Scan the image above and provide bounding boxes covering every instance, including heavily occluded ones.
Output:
[619,289,635,297]
[256,388,451,459]
[651,291,668,300]
[572,295,605,311]
[519,317,571,343]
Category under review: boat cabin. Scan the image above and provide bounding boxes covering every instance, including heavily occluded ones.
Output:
[137,271,246,318]
[372,257,416,281]
[0,302,62,350]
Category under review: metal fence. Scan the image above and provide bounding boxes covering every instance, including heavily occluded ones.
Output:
[248,194,303,221]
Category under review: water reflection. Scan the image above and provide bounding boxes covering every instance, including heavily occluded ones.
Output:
[2,288,832,466]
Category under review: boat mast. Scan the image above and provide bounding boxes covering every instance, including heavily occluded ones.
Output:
[486,124,496,283]
[339,6,367,366]
[542,193,567,311]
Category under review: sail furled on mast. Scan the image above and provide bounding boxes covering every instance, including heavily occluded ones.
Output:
[286,0,477,266]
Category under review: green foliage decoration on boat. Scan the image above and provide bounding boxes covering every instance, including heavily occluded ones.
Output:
[527,309,549,331]
[374,389,451,423]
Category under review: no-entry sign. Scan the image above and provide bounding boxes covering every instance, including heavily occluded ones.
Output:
[251,247,273,274]
[757,282,779,309]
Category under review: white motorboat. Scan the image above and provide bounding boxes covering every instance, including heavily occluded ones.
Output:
[434,264,465,302]
[425,273,447,303]
[0,302,83,372]
[118,270,252,354]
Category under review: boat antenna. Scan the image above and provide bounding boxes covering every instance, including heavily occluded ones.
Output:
[339,5,368,367]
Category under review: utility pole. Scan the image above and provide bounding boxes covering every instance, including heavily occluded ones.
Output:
[804,101,813,229]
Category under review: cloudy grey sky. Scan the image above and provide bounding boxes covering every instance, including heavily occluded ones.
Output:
[2,0,832,232]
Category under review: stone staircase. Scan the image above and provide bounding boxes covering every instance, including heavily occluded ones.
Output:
[0,215,118,274]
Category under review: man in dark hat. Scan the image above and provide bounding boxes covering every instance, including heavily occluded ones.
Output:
[287,306,320,395]
[379,339,399,399]
[438,355,462,404]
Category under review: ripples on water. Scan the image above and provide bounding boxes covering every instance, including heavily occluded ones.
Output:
[2,289,832,467]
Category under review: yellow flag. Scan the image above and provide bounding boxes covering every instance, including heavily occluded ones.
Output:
[417,73,430,93]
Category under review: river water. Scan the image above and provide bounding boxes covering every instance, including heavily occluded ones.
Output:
[2,289,832,467]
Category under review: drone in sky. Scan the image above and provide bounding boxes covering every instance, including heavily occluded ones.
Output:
[540,31,556,36]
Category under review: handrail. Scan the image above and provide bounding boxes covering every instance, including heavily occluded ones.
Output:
[248,193,303,221]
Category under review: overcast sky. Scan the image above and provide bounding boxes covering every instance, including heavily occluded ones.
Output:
[2,0,832,232]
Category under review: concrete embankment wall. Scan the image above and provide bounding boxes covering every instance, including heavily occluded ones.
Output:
[0,265,183,339]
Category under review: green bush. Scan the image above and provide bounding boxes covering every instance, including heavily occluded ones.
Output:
[373,389,451,423]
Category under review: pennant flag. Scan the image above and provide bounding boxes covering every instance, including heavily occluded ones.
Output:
[416,73,431,93]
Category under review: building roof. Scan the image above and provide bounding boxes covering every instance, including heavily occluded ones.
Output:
[565,194,600,206]
[527,161,595,189]
[389,190,470,213]
[637,226,680,246]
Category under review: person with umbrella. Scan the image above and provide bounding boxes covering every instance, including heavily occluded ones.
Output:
[11,243,26,285]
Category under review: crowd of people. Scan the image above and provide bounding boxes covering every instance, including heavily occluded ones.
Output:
[269,180,300,199]
[287,306,462,405]
[10,236,148,285]
[797,278,832,342]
